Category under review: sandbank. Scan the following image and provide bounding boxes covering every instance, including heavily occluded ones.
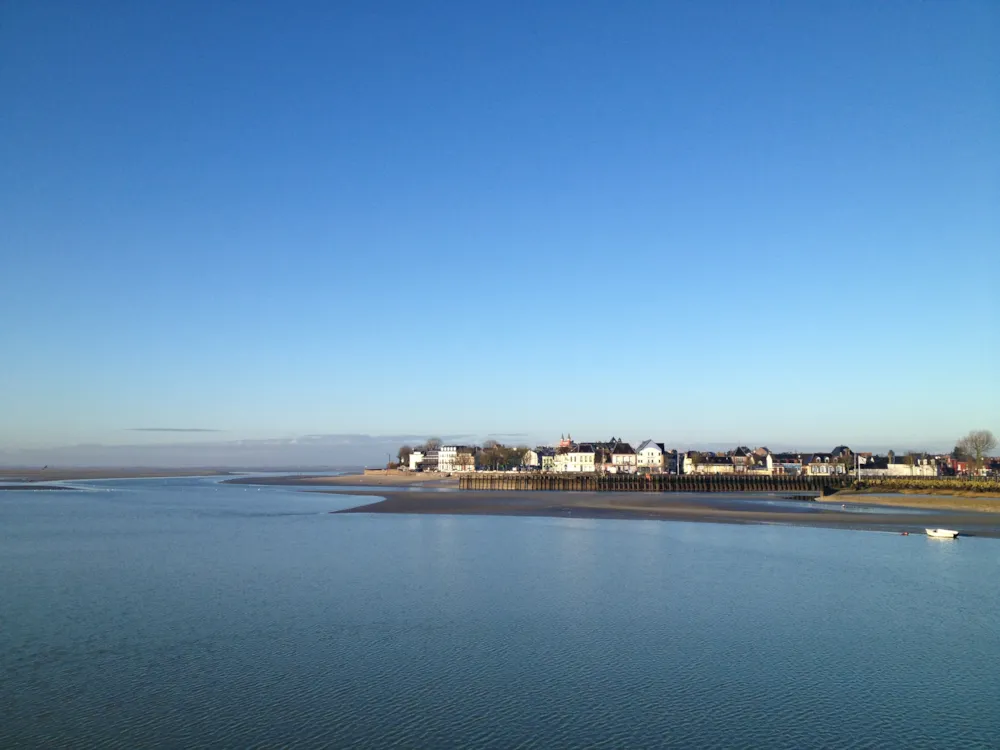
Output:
[321,488,1000,537]
[820,492,1000,513]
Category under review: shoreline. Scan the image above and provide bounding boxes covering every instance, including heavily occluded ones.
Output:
[0,484,72,491]
[4,469,996,536]
[820,492,1000,513]
[320,488,1000,538]
[230,473,1000,511]
[0,468,236,482]
[224,472,459,488]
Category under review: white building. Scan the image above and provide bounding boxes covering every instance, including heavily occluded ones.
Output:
[439,445,475,473]
[693,456,735,474]
[858,458,889,478]
[554,445,596,473]
[408,450,425,471]
[889,462,936,477]
[611,443,637,473]
[805,463,843,476]
[438,446,458,472]
[804,454,846,476]
[858,457,937,477]
[636,440,665,472]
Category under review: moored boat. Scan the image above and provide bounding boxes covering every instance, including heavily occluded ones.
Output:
[925,528,959,539]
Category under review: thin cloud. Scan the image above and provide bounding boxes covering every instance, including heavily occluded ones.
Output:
[128,428,224,433]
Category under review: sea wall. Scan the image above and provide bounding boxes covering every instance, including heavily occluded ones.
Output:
[459,473,848,492]
[458,473,1000,494]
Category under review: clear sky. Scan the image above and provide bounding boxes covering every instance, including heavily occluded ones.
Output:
[1,1,997,462]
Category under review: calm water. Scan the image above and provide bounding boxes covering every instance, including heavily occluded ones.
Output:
[2,477,999,749]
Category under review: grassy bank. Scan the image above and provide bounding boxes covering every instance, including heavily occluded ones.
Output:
[842,477,1000,497]
[822,491,1000,513]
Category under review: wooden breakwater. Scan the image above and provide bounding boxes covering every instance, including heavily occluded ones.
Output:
[459,473,851,493]
[459,473,1000,494]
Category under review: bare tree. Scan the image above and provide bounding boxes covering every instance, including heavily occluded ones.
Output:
[501,445,523,469]
[398,445,413,466]
[956,430,997,472]
[424,437,442,451]
[478,440,515,470]
[454,451,475,472]
[478,440,498,470]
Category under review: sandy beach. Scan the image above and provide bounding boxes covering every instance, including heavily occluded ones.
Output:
[316,488,1000,538]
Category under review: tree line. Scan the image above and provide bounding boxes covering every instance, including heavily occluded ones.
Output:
[953,429,997,471]
[396,439,531,471]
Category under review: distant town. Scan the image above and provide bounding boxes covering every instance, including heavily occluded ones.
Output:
[396,430,998,478]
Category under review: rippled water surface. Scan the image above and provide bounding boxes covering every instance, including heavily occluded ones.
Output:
[2,477,999,748]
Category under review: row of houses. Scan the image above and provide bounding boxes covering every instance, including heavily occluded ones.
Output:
[407,437,987,477]
[539,441,944,477]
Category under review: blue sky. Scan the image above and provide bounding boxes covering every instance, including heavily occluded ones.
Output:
[1,1,997,461]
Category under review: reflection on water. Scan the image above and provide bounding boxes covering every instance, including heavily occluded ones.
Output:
[1,477,998,749]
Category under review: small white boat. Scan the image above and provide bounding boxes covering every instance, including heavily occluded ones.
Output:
[925,528,959,539]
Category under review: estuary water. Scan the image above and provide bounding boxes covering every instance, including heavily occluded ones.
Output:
[2,477,998,749]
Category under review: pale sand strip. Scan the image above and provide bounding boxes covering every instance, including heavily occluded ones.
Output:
[820,493,1000,513]
[319,489,1000,538]
[225,473,459,488]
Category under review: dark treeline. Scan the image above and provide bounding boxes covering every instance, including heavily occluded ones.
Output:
[395,439,529,472]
